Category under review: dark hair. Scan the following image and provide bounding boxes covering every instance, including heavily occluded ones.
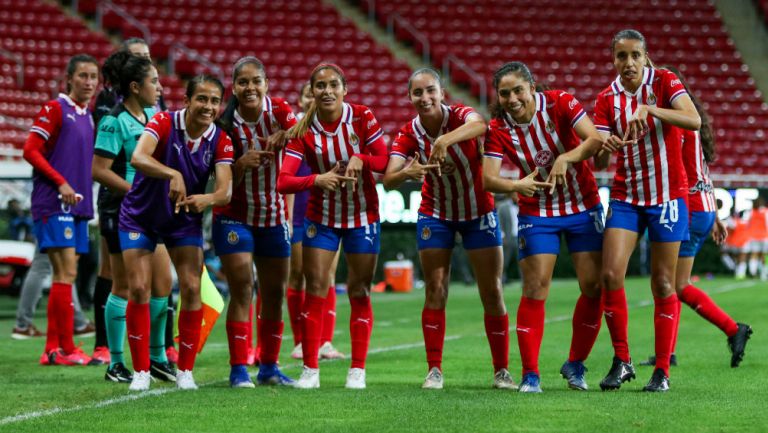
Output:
[118,55,154,100]
[186,74,224,100]
[121,37,148,51]
[289,63,347,138]
[101,50,132,89]
[407,67,442,93]
[65,54,98,93]
[611,29,655,67]
[663,65,716,162]
[490,61,536,120]
[218,56,267,134]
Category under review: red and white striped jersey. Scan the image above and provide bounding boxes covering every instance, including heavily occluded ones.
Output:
[214,96,297,227]
[282,103,386,228]
[681,129,716,213]
[594,67,689,206]
[484,90,600,217]
[391,104,493,221]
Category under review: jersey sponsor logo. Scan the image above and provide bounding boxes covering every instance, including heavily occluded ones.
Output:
[128,232,141,241]
[689,180,712,194]
[670,79,681,88]
[349,133,360,147]
[367,119,376,129]
[63,227,73,240]
[568,99,578,110]
[57,215,74,222]
[227,230,239,245]
[647,93,657,105]
[306,223,317,239]
[534,149,554,168]
[39,116,50,123]
[149,118,159,126]
[224,144,234,153]
[420,226,432,241]
[100,125,115,133]
[286,112,296,121]
[66,113,77,122]
[546,120,555,133]
[518,223,533,231]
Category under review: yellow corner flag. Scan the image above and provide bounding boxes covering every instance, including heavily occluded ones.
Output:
[174,266,225,353]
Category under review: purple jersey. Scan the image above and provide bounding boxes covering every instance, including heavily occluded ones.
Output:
[119,110,234,238]
[292,160,311,226]
[30,95,95,220]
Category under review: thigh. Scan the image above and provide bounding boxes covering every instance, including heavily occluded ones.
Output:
[98,236,111,278]
[519,253,557,300]
[650,241,681,297]
[168,246,203,294]
[255,255,289,297]
[47,247,78,283]
[571,251,602,297]
[303,246,338,297]
[345,252,378,298]
[121,248,154,302]
[150,243,172,297]
[675,256,695,293]
[109,252,129,298]
[419,248,453,307]
[466,246,505,314]
[601,228,639,290]
[289,240,304,290]
[220,251,254,321]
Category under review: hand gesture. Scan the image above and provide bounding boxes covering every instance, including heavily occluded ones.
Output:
[427,137,449,175]
[238,150,274,169]
[344,155,364,191]
[545,156,568,193]
[314,162,358,191]
[624,104,649,143]
[265,130,289,152]
[515,170,553,197]
[169,170,187,213]
[602,135,634,153]
[403,154,440,182]
[178,194,211,213]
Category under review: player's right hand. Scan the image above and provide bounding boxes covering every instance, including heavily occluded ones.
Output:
[169,171,188,213]
[314,162,357,191]
[515,170,553,197]
[57,183,79,205]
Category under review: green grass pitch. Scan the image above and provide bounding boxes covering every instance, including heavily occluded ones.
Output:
[0,277,765,433]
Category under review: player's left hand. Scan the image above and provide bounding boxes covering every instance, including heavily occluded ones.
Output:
[344,156,364,191]
[545,156,568,193]
[625,104,650,142]
[427,138,448,169]
[265,130,289,152]
[711,217,728,245]
[178,194,212,213]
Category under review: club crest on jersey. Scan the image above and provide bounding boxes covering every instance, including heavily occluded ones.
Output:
[534,149,554,168]
[227,230,239,245]
[306,224,317,239]
[439,162,456,175]
[129,232,141,241]
[421,226,432,241]
[63,227,73,240]
[546,120,555,133]
[647,93,657,105]
[348,133,360,147]
[204,149,213,165]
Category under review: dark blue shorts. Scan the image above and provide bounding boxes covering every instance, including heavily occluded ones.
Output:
[119,230,201,252]
[291,224,304,245]
[211,216,291,258]
[34,213,89,254]
[303,219,379,254]
[516,205,604,260]
[605,198,690,243]
[679,211,716,257]
[416,211,502,251]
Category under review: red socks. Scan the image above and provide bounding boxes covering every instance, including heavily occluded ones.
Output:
[671,297,682,353]
[321,287,337,344]
[126,301,150,372]
[516,296,545,375]
[568,294,603,362]
[226,320,250,366]
[484,313,509,372]
[300,293,326,368]
[286,287,305,345]
[258,319,284,365]
[46,282,74,353]
[680,285,739,337]
[422,308,446,371]
[177,308,203,371]
[602,288,630,362]
[349,296,373,369]
[653,294,678,376]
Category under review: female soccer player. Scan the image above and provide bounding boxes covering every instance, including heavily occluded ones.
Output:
[482,62,608,392]
[637,66,752,368]
[212,56,295,387]
[278,63,387,389]
[92,51,175,383]
[24,54,99,366]
[595,29,702,392]
[120,75,233,391]
[383,68,513,390]
[286,82,345,362]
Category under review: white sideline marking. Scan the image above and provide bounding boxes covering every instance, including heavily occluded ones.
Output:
[1,280,756,426]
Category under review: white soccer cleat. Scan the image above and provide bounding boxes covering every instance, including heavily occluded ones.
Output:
[422,367,444,389]
[128,370,151,391]
[345,368,366,389]
[294,366,320,389]
[493,368,517,390]
[176,369,198,390]
[290,343,303,360]
[319,341,345,359]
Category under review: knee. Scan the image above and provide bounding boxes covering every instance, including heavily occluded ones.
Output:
[601,268,623,291]
[651,274,674,296]
[424,281,448,308]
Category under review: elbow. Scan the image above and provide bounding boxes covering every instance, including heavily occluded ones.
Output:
[382,175,398,191]
[691,113,702,131]
[482,174,496,193]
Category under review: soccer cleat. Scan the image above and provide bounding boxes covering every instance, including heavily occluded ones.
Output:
[319,341,345,360]
[599,357,636,391]
[638,354,678,367]
[290,343,303,360]
[51,347,91,366]
[642,368,670,392]
[129,370,152,391]
[73,322,96,338]
[560,360,588,391]
[493,368,517,390]
[257,363,295,386]
[39,349,54,366]
[150,360,177,382]
[105,362,133,383]
[727,323,753,368]
[176,370,198,390]
[422,367,444,389]
[345,368,366,389]
[229,365,255,388]
[518,372,542,393]
[165,346,178,364]
[88,346,111,366]
[295,366,320,389]
[12,325,45,340]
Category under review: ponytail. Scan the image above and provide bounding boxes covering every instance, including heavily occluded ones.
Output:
[288,99,316,139]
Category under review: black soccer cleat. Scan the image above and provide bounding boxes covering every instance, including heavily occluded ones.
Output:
[105,362,133,383]
[150,360,177,382]
[599,357,636,391]
[642,368,670,392]
[727,323,753,368]
[638,353,677,367]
